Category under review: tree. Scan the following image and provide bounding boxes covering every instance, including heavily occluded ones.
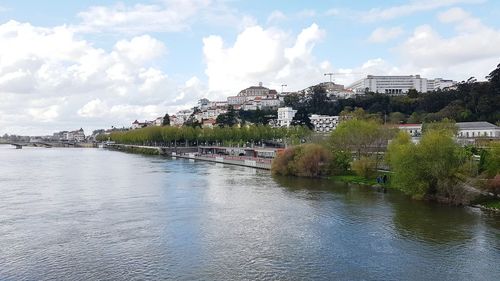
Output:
[330,119,389,159]
[216,106,238,127]
[389,112,406,124]
[386,129,469,199]
[291,108,313,129]
[162,113,170,126]
[271,144,332,177]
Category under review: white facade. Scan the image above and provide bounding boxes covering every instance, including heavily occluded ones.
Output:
[154,117,164,126]
[277,107,297,127]
[64,128,85,142]
[347,75,456,94]
[241,98,281,111]
[202,108,227,119]
[227,83,278,106]
[398,124,422,137]
[175,110,193,124]
[457,122,499,138]
[310,115,340,133]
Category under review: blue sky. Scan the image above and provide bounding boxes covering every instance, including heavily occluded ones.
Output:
[1,0,499,135]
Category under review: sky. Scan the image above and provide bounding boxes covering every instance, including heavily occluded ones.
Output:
[1,0,500,135]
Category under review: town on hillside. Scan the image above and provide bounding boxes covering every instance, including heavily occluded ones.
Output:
[2,73,499,146]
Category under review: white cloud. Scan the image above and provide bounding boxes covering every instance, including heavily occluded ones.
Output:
[76,0,211,34]
[368,26,404,43]
[75,0,256,34]
[0,20,205,135]
[267,10,287,24]
[203,23,329,97]
[360,0,484,22]
[397,8,500,79]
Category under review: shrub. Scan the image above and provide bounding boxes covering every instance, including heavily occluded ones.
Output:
[486,175,500,195]
[351,156,376,178]
[272,144,332,178]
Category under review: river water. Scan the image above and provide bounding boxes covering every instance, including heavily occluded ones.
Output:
[0,145,499,280]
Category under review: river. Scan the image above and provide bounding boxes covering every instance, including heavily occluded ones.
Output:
[0,145,499,280]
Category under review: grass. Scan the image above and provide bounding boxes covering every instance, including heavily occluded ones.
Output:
[480,199,500,210]
[329,171,393,187]
[329,174,378,186]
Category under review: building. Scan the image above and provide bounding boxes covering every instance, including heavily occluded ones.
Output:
[64,128,85,142]
[175,109,193,125]
[202,108,227,120]
[227,82,278,106]
[154,116,164,126]
[202,119,217,128]
[277,107,297,127]
[457,122,499,139]
[310,115,340,133]
[347,75,457,94]
[300,82,345,95]
[398,124,422,137]
[241,97,281,111]
[132,120,147,129]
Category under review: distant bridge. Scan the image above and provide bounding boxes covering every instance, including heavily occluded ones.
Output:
[5,142,54,149]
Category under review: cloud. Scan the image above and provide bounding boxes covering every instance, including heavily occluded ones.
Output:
[0,20,205,135]
[397,8,500,79]
[75,0,256,34]
[368,27,404,43]
[202,23,330,97]
[76,0,211,34]
[267,10,287,24]
[360,0,484,22]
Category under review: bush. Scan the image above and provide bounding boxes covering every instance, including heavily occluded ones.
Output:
[486,175,500,195]
[272,144,331,178]
[351,156,376,178]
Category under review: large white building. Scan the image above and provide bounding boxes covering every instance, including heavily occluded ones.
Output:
[457,122,499,139]
[227,83,278,106]
[277,107,297,127]
[310,115,340,133]
[347,75,456,94]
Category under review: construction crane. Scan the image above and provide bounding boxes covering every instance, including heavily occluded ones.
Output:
[323,72,362,83]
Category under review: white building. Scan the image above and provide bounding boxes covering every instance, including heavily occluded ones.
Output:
[347,75,456,94]
[202,108,227,119]
[227,82,278,106]
[277,107,297,127]
[64,128,85,142]
[154,116,164,126]
[310,115,340,133]
[175,109,193,124]
[457,122,499,139]
[398,124,422,137]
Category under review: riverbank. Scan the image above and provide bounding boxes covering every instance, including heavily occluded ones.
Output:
[106,143,272,170]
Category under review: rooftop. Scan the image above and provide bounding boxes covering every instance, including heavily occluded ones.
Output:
[457,122,498,130]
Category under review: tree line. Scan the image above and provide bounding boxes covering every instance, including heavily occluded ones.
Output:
[97,125,311,147]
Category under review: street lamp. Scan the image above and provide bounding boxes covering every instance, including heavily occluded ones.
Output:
[281,84,287,93]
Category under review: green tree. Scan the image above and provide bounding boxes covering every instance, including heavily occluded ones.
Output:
[216,106,238,127]
[162,113,170,126]
[386,129,468,199]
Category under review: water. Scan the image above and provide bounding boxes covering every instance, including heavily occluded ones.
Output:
[0,145,499,281]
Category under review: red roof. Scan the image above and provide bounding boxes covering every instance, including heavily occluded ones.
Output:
[399,124,421,127]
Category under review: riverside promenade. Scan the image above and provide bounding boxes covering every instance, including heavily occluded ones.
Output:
[106,143,274,170]
[173,152,272,170]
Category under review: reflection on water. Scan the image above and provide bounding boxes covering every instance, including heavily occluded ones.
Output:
[0,145,499,281]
